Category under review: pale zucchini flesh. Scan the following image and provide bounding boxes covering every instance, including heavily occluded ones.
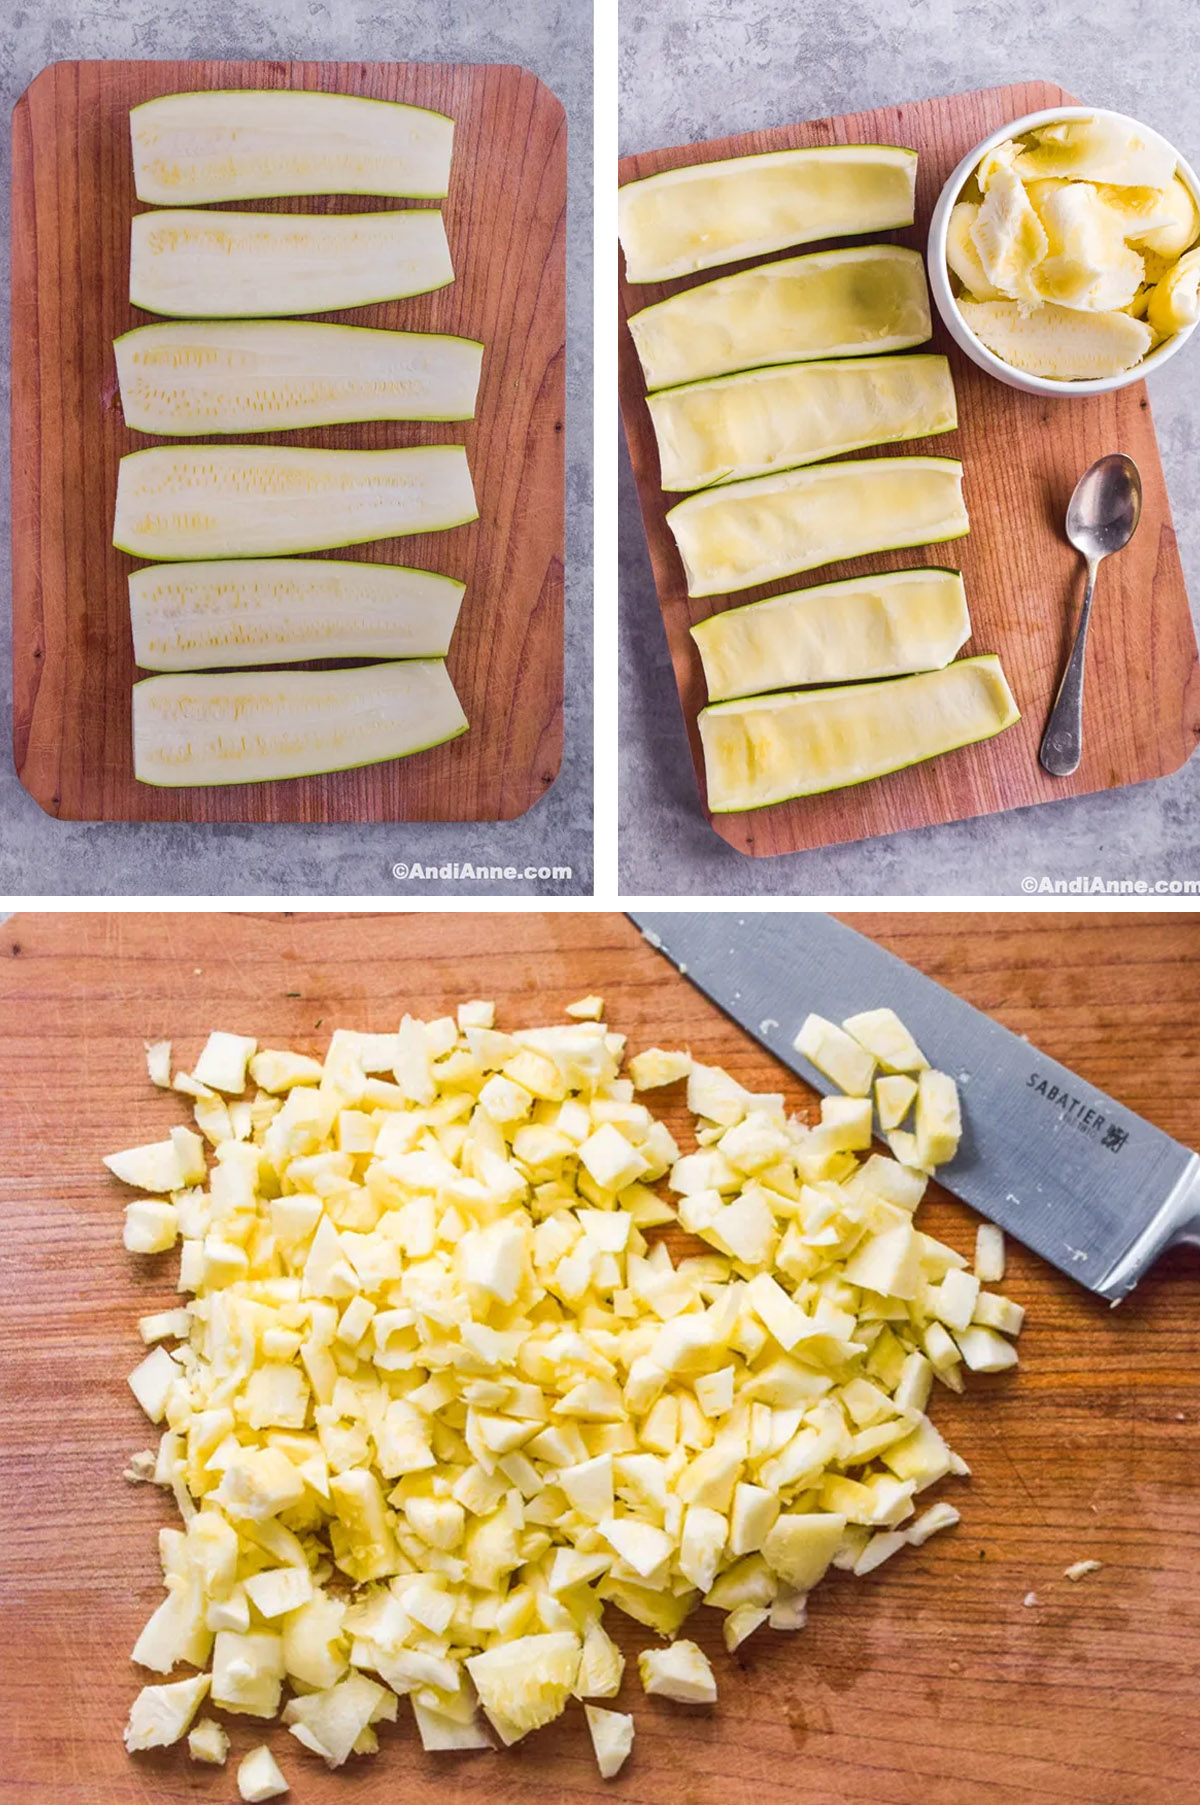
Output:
[133,660,468,787]
[667,456,969,597]
[699,655,1019,812]
[691,568,971,701]
[129,560,466,671]
[115,321,483,435]
[958,298,1152,380]
[619,145,918,283]
[131,89,454,205]
[628,245,933,390]
[113,444,477,561]
[129,209,454,318]
[648,355,957,490]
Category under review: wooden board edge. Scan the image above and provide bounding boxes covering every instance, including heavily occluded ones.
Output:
[10,81,60,820]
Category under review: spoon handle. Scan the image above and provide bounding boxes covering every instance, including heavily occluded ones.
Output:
[1039,555,1100,778]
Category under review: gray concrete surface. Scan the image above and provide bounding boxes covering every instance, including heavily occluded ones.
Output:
[1,0,591,897]
[619,0,1200,897]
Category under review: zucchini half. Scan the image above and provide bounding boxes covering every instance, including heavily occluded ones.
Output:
[130,210,454,318]
[113,444,477,560]
[691,568,971,701]
[628,245,933,391]
[619,144,918,284]
[133,660,468,788]
[131,89,454,205]
[699,655,1020,813]
[667,455,969,598]
[115,322,484,435]
[648,354,957,491]
[129,560,466,671]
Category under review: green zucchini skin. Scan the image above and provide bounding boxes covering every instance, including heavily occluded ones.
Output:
[128,559,467,671]
[131,89,455,204]
[113,444,478,561]
[129,209,455,319]
[114,321,484,435]
[132,660,469,788]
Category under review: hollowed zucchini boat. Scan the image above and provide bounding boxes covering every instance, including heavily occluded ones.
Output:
[648,354,957,491]
[129,560,465,671]
[628,245,933,390]
[699,655,1019,812]
[618,144,918,284]
[666,455,969,597]
[131,89,454,205]
[133,661,468,788]
[129,210,454,318]
[691,568,971,701]
[113,444,477,560]
[115,321,483,435]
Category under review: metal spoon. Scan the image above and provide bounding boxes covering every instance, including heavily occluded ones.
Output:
[1039,452,1142,777]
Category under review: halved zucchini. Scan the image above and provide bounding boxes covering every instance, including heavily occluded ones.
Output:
[129,559,465,671]
[667,456,968,597]
[115,322,483,435]
[619,145,918,283]
[648,355,957,490]
[131,89,454,205]
[113,444,477,560]
[691,568,971,701]
[628,245,932,390]
[129,210,453,318]
[699,655,1019,812]
[133,660,468,787]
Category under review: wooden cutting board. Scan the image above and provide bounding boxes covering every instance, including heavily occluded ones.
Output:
[619,81,1200,856]
[1,909,1197,1803]
[11,60,565,823]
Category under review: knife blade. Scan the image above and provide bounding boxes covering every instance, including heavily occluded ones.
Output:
[627,911,1200,1301]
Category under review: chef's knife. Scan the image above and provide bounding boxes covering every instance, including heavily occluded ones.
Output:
[628,911,1200,1301]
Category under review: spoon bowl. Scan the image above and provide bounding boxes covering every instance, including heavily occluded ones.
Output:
[1040,453,1143,778]
[1066,453,1143,563]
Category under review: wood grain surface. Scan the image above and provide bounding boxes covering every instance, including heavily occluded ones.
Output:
[1,908,1197,1802]
[618,81,1200,857]
[11,60,565,824]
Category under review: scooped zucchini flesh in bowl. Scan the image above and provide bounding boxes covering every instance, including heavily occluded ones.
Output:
[946,113,1200,380]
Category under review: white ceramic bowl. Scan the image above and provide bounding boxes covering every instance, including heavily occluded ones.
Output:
[927,106,1200,396]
